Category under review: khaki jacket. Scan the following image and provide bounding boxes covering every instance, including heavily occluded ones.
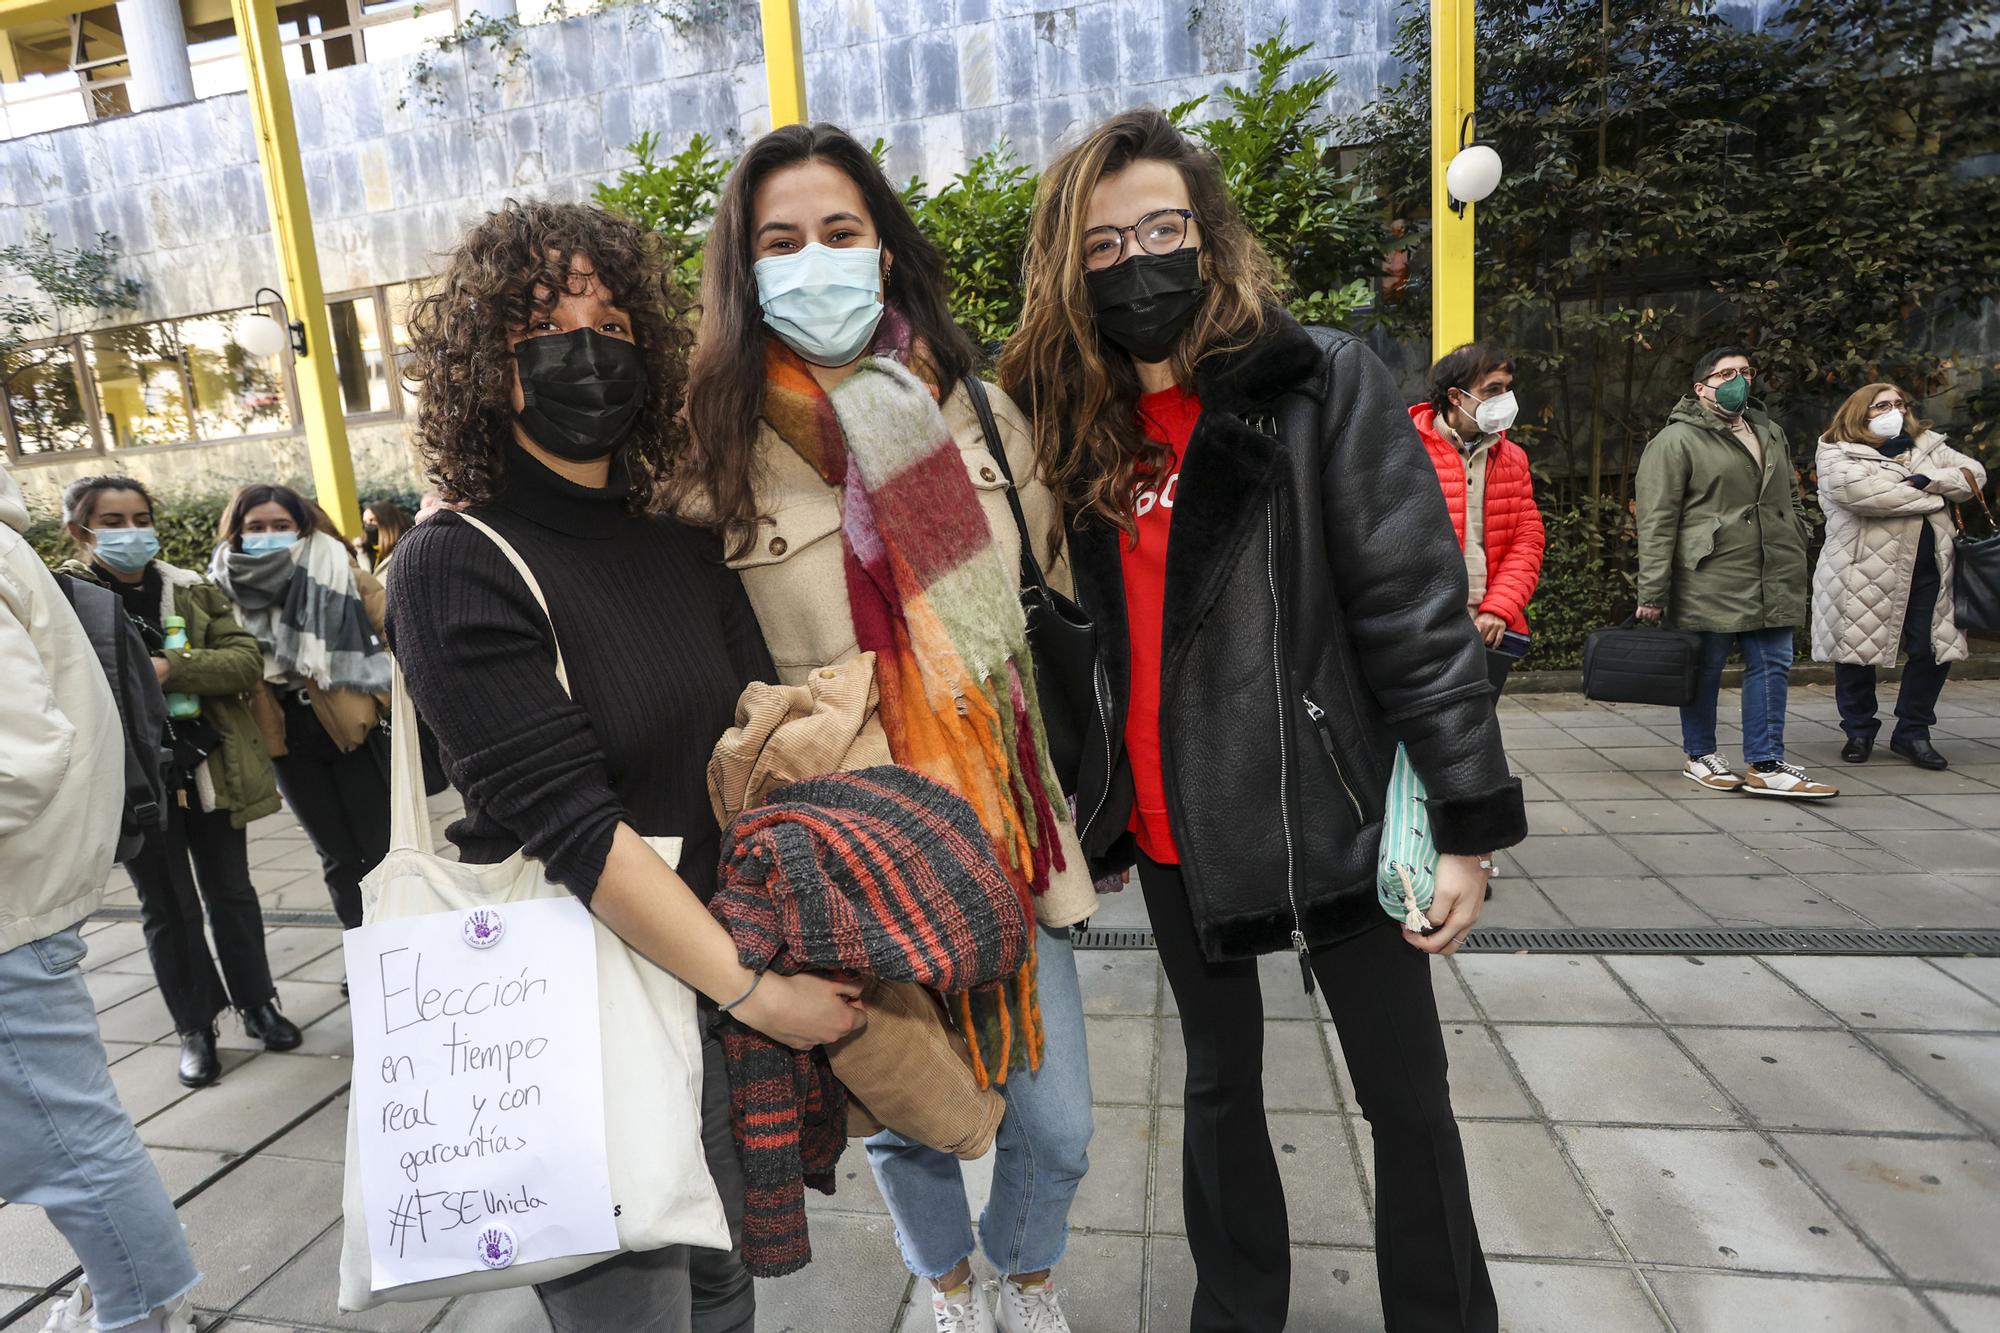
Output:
[1636,396,1811,632]
[59,560,283,828]
[727,378,1098,929]
[707,652,1004,1156]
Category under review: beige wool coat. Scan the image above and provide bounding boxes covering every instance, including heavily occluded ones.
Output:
[1811,431,1989,667]
[726,376,1100,929]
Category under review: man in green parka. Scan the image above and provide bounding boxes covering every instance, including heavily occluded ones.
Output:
[1635,346,1837,800]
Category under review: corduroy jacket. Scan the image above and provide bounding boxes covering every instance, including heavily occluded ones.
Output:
[1066,311,1527,963]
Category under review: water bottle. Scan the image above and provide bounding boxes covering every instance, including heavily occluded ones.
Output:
[161,616,201,719]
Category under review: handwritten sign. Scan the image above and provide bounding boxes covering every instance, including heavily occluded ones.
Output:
[343,897,617,1289]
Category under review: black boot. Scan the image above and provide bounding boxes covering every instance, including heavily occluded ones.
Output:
[1891,735,1949,771]
[178,1027,221,1088]
[240,999,303,1051]
[1840,735,1873,764]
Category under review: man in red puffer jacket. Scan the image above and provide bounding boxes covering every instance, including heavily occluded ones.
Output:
[1411,343,1547,696]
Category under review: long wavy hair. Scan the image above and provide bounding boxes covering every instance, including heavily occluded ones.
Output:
[402,199,691,511]
[997,109,1280,535]
[680,123,975,556]
[1825,381,1933,446]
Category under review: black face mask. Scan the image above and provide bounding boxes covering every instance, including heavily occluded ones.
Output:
[1085,249,1206,365]
[514,327,647,461]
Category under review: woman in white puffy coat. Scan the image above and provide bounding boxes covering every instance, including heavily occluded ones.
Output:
[1812,382,1988,770]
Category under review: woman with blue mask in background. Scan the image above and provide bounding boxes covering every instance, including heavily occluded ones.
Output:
[680,123,1096,1333]
[208,483,392,932]
[59,475,300,1088]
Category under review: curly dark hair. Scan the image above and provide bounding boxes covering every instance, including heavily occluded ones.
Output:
[402,199,692,510]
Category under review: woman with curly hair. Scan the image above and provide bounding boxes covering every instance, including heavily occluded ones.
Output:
[386,199,864,1332]
[999,110,1523,1332]
[682,124,1096,1333]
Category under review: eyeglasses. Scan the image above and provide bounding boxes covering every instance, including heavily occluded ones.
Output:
[1703,367,1757,385]
[1081,209,1197,271]
[1868,399,1908,414]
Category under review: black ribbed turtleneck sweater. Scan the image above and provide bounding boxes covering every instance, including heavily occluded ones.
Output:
[386,442,775,903]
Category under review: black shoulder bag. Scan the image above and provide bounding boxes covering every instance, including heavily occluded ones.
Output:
[962,376,1109,800]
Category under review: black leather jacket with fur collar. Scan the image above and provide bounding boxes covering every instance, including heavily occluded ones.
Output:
[1067,311,1527,963]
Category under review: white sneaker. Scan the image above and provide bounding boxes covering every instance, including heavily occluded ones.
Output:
[43,1286,194,1333]
[1742,761,1837,800]
[997,1275,1072,1333]
[1683,753,1745,791]
[40,1286,90,1333]
[932,1280,997,1333]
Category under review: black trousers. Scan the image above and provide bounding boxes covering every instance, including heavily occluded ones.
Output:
[271,695,391,929]
[123,793,275,1035]
[1833,547,1952,748]
[1140,856,1496,1333]
[1484,648,1513,699]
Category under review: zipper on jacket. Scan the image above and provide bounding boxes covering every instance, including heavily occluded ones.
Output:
[1077,657,1115,845]
[1266,496,1311,996]
[1301,692,1365,825]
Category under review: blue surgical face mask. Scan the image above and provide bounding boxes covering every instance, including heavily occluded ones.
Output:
[91,526,160,575]
[241,531,300,555]
[754,244,886,367]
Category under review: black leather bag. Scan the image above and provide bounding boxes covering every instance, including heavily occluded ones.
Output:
[1952,487,2000,639]
[963,377,1109,799]
[1582,617,1705,707]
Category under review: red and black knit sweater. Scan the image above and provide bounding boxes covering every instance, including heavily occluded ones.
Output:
[709,765,1029,1277]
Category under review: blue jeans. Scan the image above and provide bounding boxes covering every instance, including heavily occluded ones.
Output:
[0,927,200,1328]
[865,924,1093,1279]
[1680,627,1795,765]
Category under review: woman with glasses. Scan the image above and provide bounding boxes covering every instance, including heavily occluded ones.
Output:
[1814,383,1988,770]
[999,109,1525,1333]
[680,122,1098,1333]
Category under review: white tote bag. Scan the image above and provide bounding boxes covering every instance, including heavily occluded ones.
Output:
[337,514,729,1310]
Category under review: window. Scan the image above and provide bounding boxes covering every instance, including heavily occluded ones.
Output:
[85,326,190,448]
[3,344,99,456]
[385,279,431,390]
[182,310,294,439]
[327,293,394,416]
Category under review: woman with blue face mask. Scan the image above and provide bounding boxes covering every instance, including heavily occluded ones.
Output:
[58,475,301,1088]
[680,124,1097,1333]
[208,483,393,934]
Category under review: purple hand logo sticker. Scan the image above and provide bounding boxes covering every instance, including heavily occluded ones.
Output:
[461,907,506,950]
[476,1223,518,1269]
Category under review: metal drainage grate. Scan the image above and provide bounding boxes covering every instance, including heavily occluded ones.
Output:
[92,910,2000,957]
[1072,925,2000,957]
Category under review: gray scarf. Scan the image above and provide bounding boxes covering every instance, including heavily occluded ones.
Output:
[208,532,390,694]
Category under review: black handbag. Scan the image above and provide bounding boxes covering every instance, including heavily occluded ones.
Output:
[1951,484,2000,639]
[962,376,1109,800]
[1582,617,1705,707]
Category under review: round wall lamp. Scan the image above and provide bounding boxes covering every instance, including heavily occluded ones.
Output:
[1445,114,1503,216]
[237,287,308,359]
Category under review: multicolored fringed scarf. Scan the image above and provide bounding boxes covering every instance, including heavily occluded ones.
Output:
[761,313,1065,1085]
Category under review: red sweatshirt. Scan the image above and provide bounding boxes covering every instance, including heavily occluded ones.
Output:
[1122,384,1203,865]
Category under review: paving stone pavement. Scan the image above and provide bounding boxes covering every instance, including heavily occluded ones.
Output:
[4,683,1999,1332]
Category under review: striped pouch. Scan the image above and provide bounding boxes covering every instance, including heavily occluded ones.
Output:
[1375,743,1438,931]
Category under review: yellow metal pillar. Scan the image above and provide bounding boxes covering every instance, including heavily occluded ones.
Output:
[228,0,360,536]
[1430,0,1476,362]
[759,0,807,128]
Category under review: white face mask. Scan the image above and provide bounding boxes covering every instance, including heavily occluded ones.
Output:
[1456,387,1519,437]
[754,243,886,367]
[1868,409,1905,440]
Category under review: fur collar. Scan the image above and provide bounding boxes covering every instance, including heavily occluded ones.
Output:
[1191,307,1326,414]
